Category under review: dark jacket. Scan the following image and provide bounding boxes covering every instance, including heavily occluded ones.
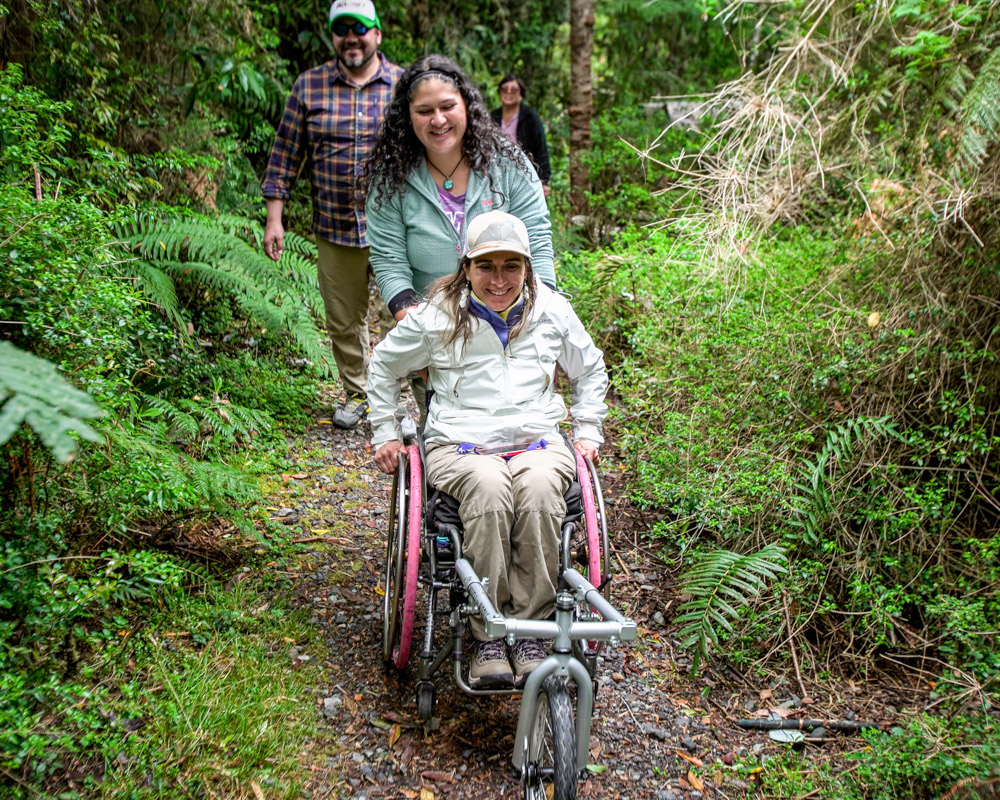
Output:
[491,103,551,184]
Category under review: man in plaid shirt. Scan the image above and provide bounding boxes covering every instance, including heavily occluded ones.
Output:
[262,0,403,429]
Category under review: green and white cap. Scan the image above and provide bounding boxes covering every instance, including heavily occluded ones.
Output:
[464,211,531,260]
[329,0,381,29]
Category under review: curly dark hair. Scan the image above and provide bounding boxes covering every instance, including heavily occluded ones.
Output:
[364,54,530,210]
[427,255,537,353]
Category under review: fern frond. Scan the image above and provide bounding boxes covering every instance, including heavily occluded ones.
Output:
[676,543,788,672]
[955,45,1000,177]
[0,341,106,462]
[116,212,328,373]
[787,415,903,544]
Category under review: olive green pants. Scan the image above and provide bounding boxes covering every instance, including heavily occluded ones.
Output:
[425,439,577,640]
[315,240,372,397]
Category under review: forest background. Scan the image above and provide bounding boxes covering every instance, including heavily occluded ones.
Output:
[1,0,998,796]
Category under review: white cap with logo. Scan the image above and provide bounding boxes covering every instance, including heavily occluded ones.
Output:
[329,0,381,29]
[464,211,531,260]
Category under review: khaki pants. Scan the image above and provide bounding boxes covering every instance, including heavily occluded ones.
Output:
[425,439,577,640]
[316,240,376,397]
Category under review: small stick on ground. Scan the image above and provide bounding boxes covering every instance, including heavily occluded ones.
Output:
[783,591,808,699]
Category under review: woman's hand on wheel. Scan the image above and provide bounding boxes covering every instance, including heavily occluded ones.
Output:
[574,439,600,464]
[375,440,406,474]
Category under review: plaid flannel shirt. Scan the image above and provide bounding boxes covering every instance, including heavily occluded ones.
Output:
[262,54,402,247]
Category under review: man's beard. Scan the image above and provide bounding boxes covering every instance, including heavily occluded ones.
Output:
[339,48,375,70]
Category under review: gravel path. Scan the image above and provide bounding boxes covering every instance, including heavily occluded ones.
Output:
[265,389,901,799]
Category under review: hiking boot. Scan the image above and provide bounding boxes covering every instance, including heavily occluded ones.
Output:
[469,639,514,689]
[511,638,547,687]
[332,394,368,429]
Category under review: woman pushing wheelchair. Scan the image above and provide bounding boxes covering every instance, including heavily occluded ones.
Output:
[369,211,608,690]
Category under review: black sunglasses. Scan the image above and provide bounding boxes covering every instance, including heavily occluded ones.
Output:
[332,19,371,36]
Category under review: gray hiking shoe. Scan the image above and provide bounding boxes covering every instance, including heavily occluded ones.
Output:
[469,639,514,689]
[332,394,368,429]
[511,638,547,687]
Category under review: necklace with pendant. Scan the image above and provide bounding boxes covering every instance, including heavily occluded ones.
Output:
[427,156,463,191]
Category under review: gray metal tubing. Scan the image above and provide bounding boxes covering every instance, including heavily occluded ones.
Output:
[511,654,594,773]
[456,558,636,641]
[562,569,637,639]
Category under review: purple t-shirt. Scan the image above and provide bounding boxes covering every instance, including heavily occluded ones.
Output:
[436,186,466,234]
[501,111,519,143]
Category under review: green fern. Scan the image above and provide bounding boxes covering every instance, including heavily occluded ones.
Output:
[787,415,903,544]
[955,44,1000,178]
[117,213,330,374]
[0,341,105,462]
[675,543,788,673]
[100,419,261,537]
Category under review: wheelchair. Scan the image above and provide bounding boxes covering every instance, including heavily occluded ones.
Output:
[381,427,637,800]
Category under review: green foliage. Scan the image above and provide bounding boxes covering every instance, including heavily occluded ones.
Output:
[118,212,329,373]
[675,543,787,672]
[787,416,904,545]
[757,715,1000,799]
[0,572,321,798]
[0,342,105,462]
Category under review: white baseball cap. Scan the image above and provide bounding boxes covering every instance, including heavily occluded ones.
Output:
[464,211,531,260]
[329,0,381,29]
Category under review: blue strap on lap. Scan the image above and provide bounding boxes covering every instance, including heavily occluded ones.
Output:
[456,439,548,459]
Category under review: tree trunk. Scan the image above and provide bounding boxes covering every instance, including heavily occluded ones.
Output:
[569,0,594,214]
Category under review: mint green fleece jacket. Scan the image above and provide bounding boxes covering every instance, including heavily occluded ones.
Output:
[366,158,555,308]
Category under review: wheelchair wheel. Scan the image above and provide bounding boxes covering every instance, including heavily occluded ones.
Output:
[381,459,405,663]
[381,445,423,669]
[523,676,577,800]
[575,453,609,598]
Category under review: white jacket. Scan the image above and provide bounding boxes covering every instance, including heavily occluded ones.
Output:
[369,283,608,449]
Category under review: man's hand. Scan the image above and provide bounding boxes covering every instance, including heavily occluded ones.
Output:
[542,184,551,199]
[264,198,285,262]
[574,438,600,463]
[264,219,284,261]
[375,440,406,474]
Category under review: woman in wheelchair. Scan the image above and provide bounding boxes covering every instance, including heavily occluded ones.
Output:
[370,210,608,690]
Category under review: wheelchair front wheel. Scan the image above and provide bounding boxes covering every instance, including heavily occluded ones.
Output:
[523,677,577,800]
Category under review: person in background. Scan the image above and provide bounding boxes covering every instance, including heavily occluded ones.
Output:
[364,54,555,325]
[369,211,608,689]
[261,0,402,429]
[490,74,551,198]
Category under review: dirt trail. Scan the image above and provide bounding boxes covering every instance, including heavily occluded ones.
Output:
[258,389,912,800]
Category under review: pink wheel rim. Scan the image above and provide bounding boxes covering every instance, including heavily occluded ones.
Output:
[393,444,422,669]
[576,453,601,588]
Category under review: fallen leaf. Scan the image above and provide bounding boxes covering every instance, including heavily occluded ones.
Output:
[344,695,358,716]
[688,770,705,791]
[673,750,704,767]
[311,529,330,534]
[585,764,607,774]
[400,791,419,799]
[388,724,401,747]
[292,472,308,479]
[759,688,773,701]
[867,311,881,327]
[419,789,434,800]
[250,781,265,800]
[421,771,456,783]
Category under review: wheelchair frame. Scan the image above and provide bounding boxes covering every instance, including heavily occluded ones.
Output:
[381,434,636,800]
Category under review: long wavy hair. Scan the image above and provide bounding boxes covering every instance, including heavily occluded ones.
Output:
[427,256,538,353]
[364,54,530,210]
